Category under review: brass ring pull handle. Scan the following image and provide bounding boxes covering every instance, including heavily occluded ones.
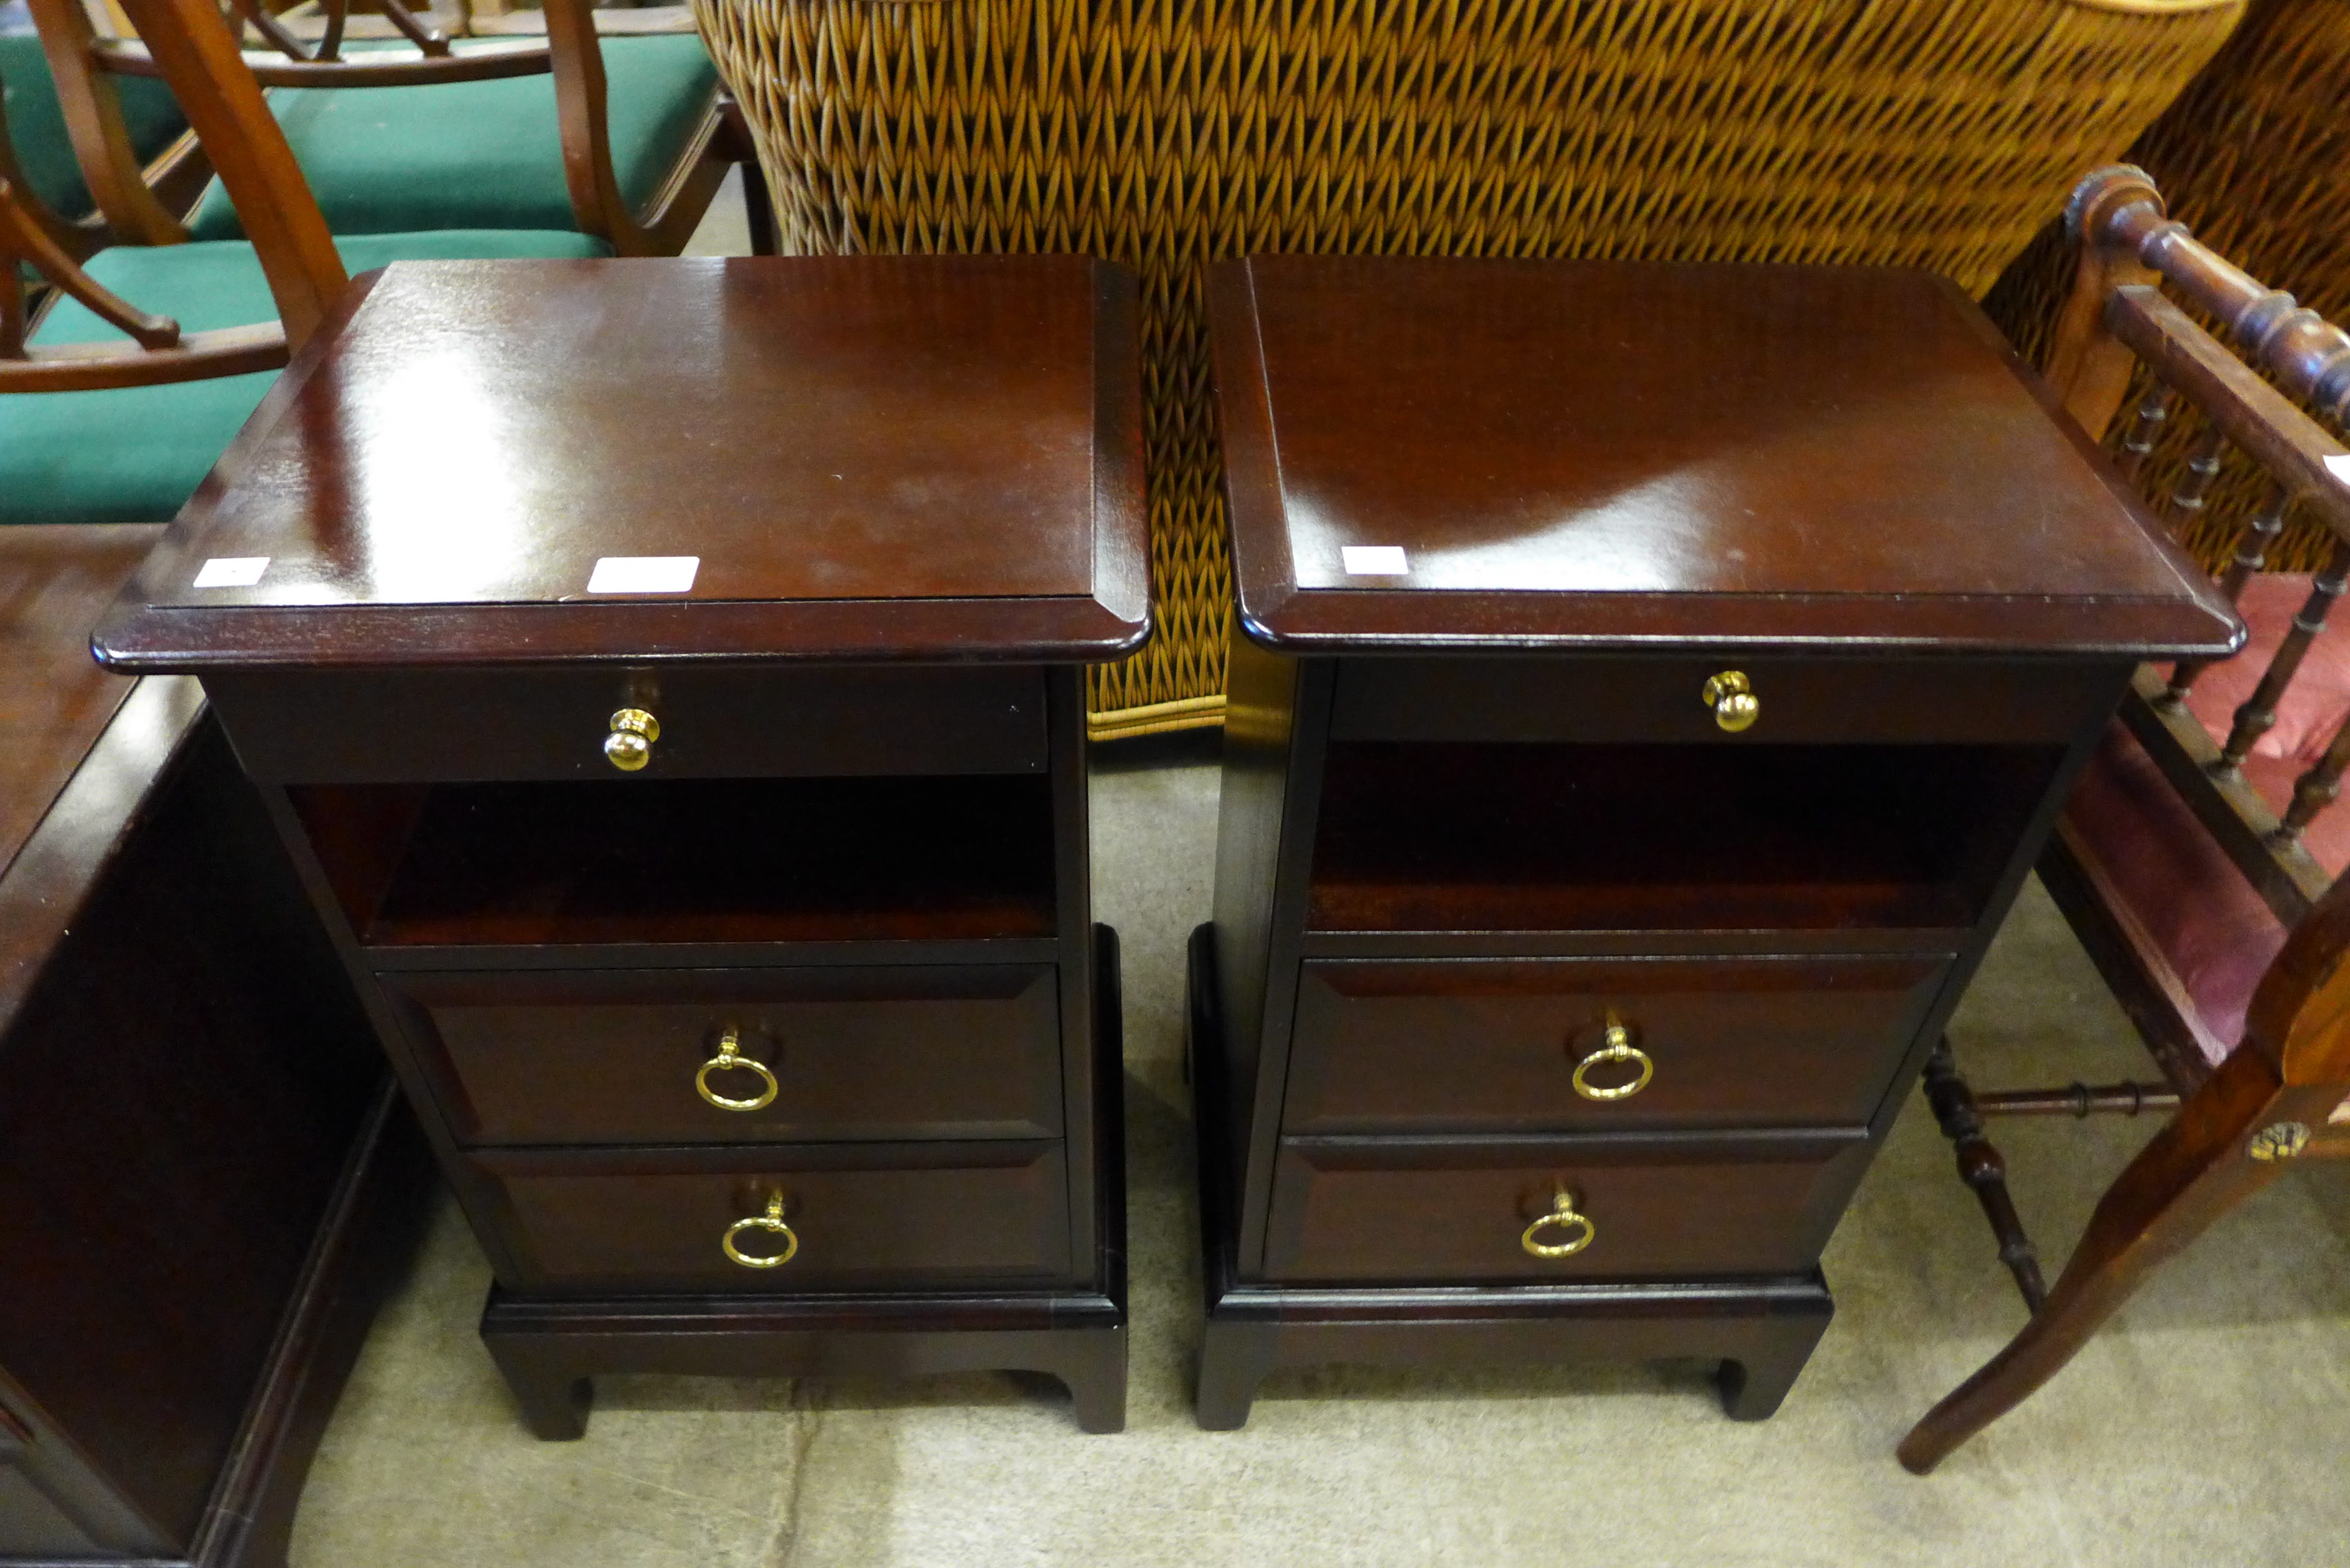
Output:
[695,1028,779,1112]
[723,1192,798,1269]
[1702,670,1759,732]
[1571,1012,1654,1102]
[604,707,660,771]
[1521,1192,1596,1259]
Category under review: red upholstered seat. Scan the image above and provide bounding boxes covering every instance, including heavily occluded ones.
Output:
[2179,573,2350,878]
[2062,574,2350,1071]
[2063,723,2286,1068]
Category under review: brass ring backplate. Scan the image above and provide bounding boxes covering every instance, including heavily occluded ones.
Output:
[696,1027,779,1111]
[1573,1015,1654,1101]
[723,1193,798,1268]
[1520,1192,1596,1258]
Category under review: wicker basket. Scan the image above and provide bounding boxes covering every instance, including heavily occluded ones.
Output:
[695,0,2243,736]
[1985,0,2350,575]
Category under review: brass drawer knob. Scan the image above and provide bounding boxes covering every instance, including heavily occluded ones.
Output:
[696,1027,779,1112]
[1522,1191,1596,1259]
[1702,670,1759,732]
[1572,1011,1654,1102]
[723,1192,798,1268]
[604,707,660,771]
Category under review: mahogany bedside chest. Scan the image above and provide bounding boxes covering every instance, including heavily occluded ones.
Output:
[95,254,1149,1435]
[1189,256,2240,1428]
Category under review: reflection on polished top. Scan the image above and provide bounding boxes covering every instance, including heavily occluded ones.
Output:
[1210,255,2239,658]
[95,255,1148,670]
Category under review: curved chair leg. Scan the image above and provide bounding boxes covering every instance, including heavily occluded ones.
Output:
[1899,1048,2291,1473]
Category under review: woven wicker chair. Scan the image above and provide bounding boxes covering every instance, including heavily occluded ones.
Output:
[693,0,2245,735]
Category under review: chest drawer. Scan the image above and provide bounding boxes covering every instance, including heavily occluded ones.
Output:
[206,664,1048,783]
[1331,656,2123,745]
[471,1141,1071,1294]
[385,965,1062,1146]
[1263,1134,1869,1284]
[1283,954,1950,1135]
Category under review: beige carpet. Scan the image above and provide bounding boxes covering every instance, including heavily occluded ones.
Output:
[289,750,2350,1568]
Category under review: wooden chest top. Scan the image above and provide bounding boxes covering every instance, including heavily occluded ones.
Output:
[1209,255,2239,660]
[95,255,1148,671]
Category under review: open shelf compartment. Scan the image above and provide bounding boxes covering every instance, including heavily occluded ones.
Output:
[290,773,1059,948]
[1308,742,2062,935]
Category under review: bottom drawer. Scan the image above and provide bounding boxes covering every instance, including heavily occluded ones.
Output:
[1263,1136,1870,1284]
[471,1142,1070,1294]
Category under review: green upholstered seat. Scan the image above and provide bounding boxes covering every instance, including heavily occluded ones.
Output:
[184,34,716,240]
[0,228,609,525]
[0,31,185,218]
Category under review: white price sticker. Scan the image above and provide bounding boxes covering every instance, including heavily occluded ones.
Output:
[586,556,700,595]
[1341,545,1410,577]
[2326,454,2350,485]
[192,556,269,588]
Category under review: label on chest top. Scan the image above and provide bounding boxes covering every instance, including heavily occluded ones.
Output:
[192,556,271,588]
[1341,545,1410,577]
[586,556,701,595]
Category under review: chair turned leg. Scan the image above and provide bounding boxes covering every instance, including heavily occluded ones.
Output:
[1899,1048,2290,1474]
[1196,1321,1278,1430]
[1921,1035,2048,1309]
[484,1337,593,1441]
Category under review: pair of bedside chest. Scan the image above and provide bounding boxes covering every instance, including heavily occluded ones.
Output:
[92,251,2231,1442]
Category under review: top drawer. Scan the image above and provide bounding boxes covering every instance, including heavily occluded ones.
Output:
[1329,657,2124,746]
[205,664,1047,783]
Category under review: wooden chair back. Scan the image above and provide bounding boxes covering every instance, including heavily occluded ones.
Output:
[2,0,344,392]
[2051,166,2350,939]
[38,0,676,254]
[1900,167,2350,1474]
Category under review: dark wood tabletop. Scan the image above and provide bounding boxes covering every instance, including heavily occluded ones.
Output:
[94,255,1148,671]
[1210,256,2239,658]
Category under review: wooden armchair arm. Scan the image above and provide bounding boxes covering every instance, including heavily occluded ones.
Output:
[2054,165,2350,442]
[0,176,287,390]
[0,174,179,350]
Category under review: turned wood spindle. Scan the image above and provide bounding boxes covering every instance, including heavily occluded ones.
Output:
[1920,1037,2047,1312]
[2162,425,2229,533]
[2165,485,2291,706]
[2282,713,2350,842]
[2113,385,2170,485]
[2222,541,2350,770]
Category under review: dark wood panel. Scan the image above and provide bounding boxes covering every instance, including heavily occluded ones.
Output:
[1330,656,2124,745]
[1285,953,1952,1134]
[0,526,157,882]
[474,1143,1071,1294]
[207,664,1049,783]
[0,721,382,1551]
[388,964,1061,1145]
[289,773,1059,948]
[1263,1134,1870,1284]
[1308,741,2062,935]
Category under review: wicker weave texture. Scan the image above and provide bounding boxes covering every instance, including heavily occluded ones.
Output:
[1985,0,2350,575]
[696,0,2243,727]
